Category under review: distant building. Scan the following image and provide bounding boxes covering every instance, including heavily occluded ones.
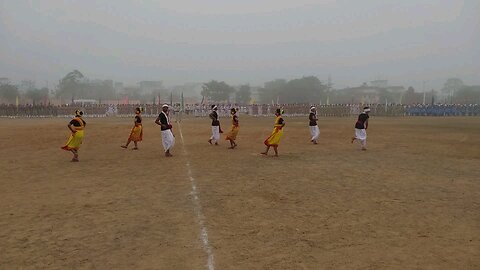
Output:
[19,80,35,91]
[387,86,406,93]
[138,81,164,95]
[370,80,388,88]
[250,86,262,104]
[0,77,9,85]
[114,82,124,92]
[335,81,406,104]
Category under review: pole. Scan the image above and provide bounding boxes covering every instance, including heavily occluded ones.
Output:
[422,81,426,105]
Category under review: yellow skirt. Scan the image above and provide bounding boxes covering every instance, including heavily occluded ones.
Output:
[61,130,84,151]
[128,125,143,142]
[264,127,283,146]
[225,125,239,141]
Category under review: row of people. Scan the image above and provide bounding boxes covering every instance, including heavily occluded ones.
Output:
[3,103,479,117]
[60,104,371,161]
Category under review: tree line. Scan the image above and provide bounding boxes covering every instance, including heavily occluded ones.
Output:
[2,71,479,105]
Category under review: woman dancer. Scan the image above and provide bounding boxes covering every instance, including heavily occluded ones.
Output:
[225,108,239,149]
[122,107,143,150]
[61,110,86,162]
[261,108,285,157]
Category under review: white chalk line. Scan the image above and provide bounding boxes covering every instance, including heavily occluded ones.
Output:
[178,123,215,270]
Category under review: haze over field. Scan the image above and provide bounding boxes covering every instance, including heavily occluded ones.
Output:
[1,0,479,90]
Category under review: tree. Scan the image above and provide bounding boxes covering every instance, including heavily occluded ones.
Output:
[258,76,327,104]
[87,80,115,102]
[441,78,464,94]
[403,86,422,104]
[0,84,19,103]
[201,80,235,102]
[284,76,326,103]
[235,84,251,105]
[56,70,85,101]
[258,79,286,104]
[26,88,49,105]
[455,85,480,104]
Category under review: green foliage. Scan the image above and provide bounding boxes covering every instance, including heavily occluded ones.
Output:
[235,84,251,105]
[56,70,85,100]
[56,71,119,101]
[0,84,19,102]
[258,76,327,104]
[26,87,49,105]
[259,79,286,104]
[403,86,419,104]
[455,85,480,104]
[442,78,464,93]
[201,80,235,102]
[89,80,115,102]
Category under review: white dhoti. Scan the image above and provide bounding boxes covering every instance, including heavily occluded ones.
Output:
[309,125,320,141]
[355,128,367,148]
[162,129,175,152]
[210,126,220,142]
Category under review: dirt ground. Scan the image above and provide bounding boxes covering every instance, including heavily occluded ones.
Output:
[0,115,479,270]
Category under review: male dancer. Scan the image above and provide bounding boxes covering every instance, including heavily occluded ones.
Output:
[309,106,320,144]
[351,106,370,150]
[155,104,175,157]
[208,105,221,145]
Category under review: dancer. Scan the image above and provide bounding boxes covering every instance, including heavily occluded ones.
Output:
[61,110,86,162]
[208,105,221,145]
[121,107,143,150]
[351,106,370,150]
[309,106,320,144]
[225,108,239,149]
[155,104,175,157]
[261,108,285,157]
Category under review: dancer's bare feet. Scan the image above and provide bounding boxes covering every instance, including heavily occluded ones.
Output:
[132,147,139,150]
[208,139,212,145]
[260,152,268,155]
[121,145,128,149]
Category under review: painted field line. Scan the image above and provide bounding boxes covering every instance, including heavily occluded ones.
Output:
[178,123,215,270]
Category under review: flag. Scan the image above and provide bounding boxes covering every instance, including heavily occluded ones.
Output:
[326,96,330,105]
[170,91,173,106]
[385,98,388,113]
[16,96,19,107]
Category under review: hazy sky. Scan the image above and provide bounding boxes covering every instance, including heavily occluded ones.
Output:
[1,0,479,90]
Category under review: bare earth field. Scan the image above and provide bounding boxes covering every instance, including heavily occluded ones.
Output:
[0,115,479,270]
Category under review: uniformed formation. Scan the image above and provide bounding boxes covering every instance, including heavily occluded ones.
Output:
[60,104,371,161]
[2,103,480,118]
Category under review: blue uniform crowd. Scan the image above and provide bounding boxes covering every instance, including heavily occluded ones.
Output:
[405,104,480,116]
[0,103,479,117]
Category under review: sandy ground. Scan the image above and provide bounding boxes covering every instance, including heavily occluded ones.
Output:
[0,115,479,270]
